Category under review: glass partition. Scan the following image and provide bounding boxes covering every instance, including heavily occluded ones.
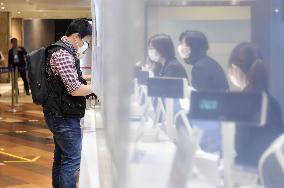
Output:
[91,1,284,188]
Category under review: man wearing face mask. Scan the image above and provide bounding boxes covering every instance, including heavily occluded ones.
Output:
[178,30,228,91]
[43,19,94,188]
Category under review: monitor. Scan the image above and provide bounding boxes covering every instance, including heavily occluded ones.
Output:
[135,70,150,86]
[147,77,188,99]
[188,91,268,126]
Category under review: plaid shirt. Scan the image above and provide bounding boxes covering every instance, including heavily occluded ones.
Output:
[50,36,82,94]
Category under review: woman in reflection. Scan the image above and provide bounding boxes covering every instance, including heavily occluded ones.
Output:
[147,34,188,123]
[178,30,228,91]
[228,42,284,168]
[178,30,228,152]
[144,57,162,77]
[148,34,188,79]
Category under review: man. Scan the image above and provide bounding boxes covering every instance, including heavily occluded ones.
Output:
[178,30,229,91]
[8,38,30,95]
[43,19,94,188]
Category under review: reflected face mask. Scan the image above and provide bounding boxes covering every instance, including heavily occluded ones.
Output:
[177,45,190,59]
[229,74,240,88]
[148,49,160,62]
[229,70,243,89]
[77,41,89,59]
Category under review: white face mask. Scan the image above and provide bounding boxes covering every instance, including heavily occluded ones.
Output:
[177,45,190,59]
[148,49,160,62]
[229,74,241,88]
[76,41,89,59]
[229,65,244,89]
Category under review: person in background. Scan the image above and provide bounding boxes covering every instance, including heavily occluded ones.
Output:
[178,30,228,91]
[147,34,188,122]
[43,19,94,188]
[228,42,284,168]
[8,38,30,95]
[148,34,188,79]
[178,30,229,152]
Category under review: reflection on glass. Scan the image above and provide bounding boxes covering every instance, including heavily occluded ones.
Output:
[92,1,284,188]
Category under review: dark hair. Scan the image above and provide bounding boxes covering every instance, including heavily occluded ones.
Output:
[65,19,92,38]
[179,30,209,64]
[11,38,17,43]
[148,34,175,61]
[229,42,268,91]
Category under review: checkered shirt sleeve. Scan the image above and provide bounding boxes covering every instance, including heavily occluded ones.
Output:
[49,49,82,94]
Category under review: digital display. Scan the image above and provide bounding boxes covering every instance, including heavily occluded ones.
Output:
[147,77,186,99]
[189,91,267,126]
[199,99,218,111]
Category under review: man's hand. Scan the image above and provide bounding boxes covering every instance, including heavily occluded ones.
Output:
[86,93,97,100]
[86,93,101,106]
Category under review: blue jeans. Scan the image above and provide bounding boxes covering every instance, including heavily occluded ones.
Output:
[44,114,82,188]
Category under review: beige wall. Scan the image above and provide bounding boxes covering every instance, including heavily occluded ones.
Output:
[11,18,24,46]
[0,12,11,82]
[0,17,24,82]
[147,6,251,88]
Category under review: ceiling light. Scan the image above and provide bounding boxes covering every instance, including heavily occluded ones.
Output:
[231,0,240,6]
[1,6,5,10]
[17,11,21,14]
[26,0,33,5]
[0,3,4,6]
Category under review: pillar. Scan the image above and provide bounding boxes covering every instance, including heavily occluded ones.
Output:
[0,12,10,83]
[11,18,24,46]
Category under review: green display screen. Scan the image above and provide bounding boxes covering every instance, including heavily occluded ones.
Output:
[199,99,218,110]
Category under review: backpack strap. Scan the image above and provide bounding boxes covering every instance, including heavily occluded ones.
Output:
[45,40,86,84]
[45,40,77,70]
[48,40,74,54]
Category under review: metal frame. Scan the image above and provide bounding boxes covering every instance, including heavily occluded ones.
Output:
[145,0,253,7]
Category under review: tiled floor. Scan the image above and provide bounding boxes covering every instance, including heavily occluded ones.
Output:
[0,80,112,188]
[0,81,53,188]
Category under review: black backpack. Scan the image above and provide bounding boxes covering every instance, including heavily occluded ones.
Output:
[26,43,70,105]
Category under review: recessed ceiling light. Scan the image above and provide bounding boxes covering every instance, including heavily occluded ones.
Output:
[0,3,4,6]
[1,6,5,10]
[273,8,280,13]
[231,0,239,6]
[26,0,33,5]
[17,11,21,14]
